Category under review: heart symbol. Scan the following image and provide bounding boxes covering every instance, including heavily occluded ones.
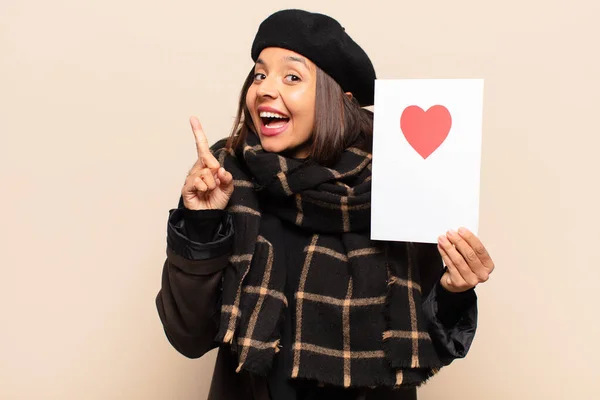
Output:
[400,105,452,159]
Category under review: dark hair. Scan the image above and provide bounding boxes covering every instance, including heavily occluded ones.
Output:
[226,66,373,166]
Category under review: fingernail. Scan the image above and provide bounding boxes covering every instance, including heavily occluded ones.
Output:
[438,235,448,244]
[447,229,457,237]
[458,227,468,235]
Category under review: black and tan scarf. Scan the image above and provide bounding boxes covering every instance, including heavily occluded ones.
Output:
[212,132,443,388]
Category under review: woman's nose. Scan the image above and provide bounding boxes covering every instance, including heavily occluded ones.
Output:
[256,76,278,99]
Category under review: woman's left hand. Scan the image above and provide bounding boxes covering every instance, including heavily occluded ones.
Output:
[437,228,495,293]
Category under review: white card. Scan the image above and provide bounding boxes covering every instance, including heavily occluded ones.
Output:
[370,79,484,243]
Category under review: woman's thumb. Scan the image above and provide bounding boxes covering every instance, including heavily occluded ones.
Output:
[218,168,235,195]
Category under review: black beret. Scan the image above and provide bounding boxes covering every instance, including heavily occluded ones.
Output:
[251,9,376,107]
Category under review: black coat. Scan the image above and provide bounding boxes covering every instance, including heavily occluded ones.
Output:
[156,206,478,400]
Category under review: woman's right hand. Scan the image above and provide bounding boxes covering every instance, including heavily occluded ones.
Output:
[182,116,234,210]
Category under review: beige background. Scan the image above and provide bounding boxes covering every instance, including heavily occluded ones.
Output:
[2,0,599,399]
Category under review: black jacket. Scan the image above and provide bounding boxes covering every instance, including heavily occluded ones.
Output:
[156,206,478,400]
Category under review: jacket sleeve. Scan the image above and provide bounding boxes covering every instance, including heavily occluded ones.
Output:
[414,242,478,366]
[155,200,234,359]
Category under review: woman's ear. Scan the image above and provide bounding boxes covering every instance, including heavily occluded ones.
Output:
[344,92,353,100]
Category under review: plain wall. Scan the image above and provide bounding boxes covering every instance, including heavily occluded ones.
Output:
[2,0,599,398]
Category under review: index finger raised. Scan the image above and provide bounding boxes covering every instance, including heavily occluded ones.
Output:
[190,116,210,157]
[189,116,219,169]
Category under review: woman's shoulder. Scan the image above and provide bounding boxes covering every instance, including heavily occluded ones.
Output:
[210,137,242,161]
[210,137,230,154]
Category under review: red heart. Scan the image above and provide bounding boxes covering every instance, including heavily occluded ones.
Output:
[400,105,452,159]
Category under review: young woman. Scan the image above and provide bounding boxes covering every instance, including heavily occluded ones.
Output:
[156,9,495,400]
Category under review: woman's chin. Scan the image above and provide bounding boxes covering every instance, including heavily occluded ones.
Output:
[262,145,286,155]
[258,133,310,158]
[262,142,310,160]
[259,137,287,154]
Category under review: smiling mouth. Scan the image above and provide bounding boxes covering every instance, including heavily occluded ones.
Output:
[259,113,290,137]
[260,113,290,128]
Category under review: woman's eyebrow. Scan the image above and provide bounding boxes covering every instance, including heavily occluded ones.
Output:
[283,56,307,67]
[255,56,308,68]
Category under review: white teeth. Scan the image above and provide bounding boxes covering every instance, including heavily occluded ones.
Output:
[259,111,288,119]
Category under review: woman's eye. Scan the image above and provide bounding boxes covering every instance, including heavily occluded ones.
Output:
[253,73,266,81]
[285,74,300,82]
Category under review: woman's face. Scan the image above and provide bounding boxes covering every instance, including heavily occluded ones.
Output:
[246,47,317,158]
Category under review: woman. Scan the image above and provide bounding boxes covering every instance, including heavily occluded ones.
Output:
[156,9,494,400]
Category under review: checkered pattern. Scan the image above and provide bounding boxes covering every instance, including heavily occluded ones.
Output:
[211,133,443,388]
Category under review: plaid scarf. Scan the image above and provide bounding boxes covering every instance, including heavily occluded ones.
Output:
[212,133,443,388]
